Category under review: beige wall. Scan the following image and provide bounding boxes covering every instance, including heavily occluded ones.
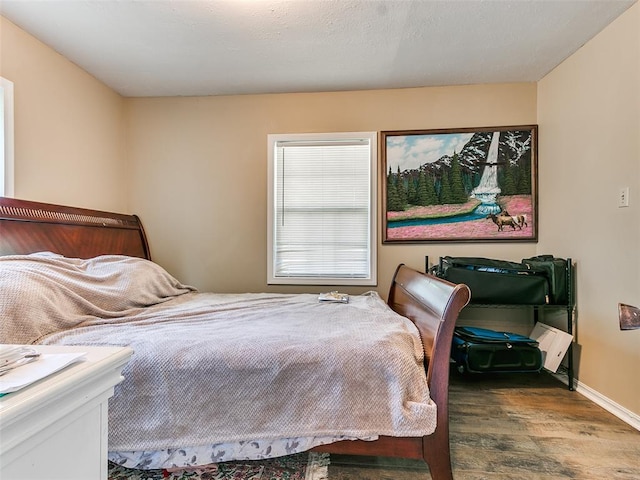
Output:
[538,3,639,415]
[126,85,538,295]
[0,16,126,211]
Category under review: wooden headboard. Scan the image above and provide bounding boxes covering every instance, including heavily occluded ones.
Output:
[0,197,151,260]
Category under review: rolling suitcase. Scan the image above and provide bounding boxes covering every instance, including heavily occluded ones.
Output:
[451,326,543,374]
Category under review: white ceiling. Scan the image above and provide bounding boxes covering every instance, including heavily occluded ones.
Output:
[1,0,636,97]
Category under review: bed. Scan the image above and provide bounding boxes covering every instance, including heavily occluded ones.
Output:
[0,196,470,480]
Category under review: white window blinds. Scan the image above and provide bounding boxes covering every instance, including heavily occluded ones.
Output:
[268,132,377,285]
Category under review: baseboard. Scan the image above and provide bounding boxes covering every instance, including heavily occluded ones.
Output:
[552,372,640,432]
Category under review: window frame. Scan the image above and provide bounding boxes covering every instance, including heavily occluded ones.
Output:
[267,131,378,286]
[1,77,14,198]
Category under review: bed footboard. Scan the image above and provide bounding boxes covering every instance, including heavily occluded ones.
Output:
[315,264,470,480]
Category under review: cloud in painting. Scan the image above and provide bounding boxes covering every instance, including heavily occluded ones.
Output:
[386,132,474,172]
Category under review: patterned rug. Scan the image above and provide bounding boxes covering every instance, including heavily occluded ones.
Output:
[108,452,329,480]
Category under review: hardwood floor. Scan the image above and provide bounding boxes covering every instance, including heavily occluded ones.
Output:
[328,371,640,479]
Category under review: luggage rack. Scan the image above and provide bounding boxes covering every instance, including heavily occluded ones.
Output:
[429,256,576,391]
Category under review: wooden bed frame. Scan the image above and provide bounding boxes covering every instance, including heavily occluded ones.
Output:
[0,196,470,480]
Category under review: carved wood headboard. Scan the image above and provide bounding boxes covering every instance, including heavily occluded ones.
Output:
[0,197,151,260]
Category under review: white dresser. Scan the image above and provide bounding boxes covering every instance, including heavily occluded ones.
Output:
[0,345,133,480]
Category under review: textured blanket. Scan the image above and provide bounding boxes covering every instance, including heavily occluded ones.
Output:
[0,253,436,453]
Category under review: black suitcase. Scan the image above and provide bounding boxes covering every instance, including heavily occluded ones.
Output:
[451,326,543,374]
[437,256,550,305]
[522,255,570,305]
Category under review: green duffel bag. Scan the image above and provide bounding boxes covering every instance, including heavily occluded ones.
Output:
[522,255,570,305]
[438,256,550,305]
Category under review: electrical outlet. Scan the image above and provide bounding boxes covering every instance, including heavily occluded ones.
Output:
[618,187,630,207]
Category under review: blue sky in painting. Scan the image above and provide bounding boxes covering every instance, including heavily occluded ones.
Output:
[386,132,474,172]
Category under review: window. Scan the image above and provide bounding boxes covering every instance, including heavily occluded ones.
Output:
[0,77,14,197]
[267,132,377,286]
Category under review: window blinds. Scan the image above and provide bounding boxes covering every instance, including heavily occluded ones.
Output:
[270,135,375,283]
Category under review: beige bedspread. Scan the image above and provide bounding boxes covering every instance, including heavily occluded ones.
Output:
[0,253,437,452]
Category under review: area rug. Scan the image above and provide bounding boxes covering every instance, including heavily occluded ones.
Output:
[108,452,329,480]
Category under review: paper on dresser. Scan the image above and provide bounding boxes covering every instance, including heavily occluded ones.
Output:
[0,352,86,395]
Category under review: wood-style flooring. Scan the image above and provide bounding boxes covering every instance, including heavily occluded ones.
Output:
[328,371,640,479]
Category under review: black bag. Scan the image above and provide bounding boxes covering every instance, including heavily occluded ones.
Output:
[437,256,549,305]
[522,255,570,305]
[451,326,543,374]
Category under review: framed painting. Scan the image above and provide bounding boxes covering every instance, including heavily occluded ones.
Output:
[381,125,538,243]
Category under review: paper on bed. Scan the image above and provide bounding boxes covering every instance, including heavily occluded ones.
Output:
[318,291,349,303]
